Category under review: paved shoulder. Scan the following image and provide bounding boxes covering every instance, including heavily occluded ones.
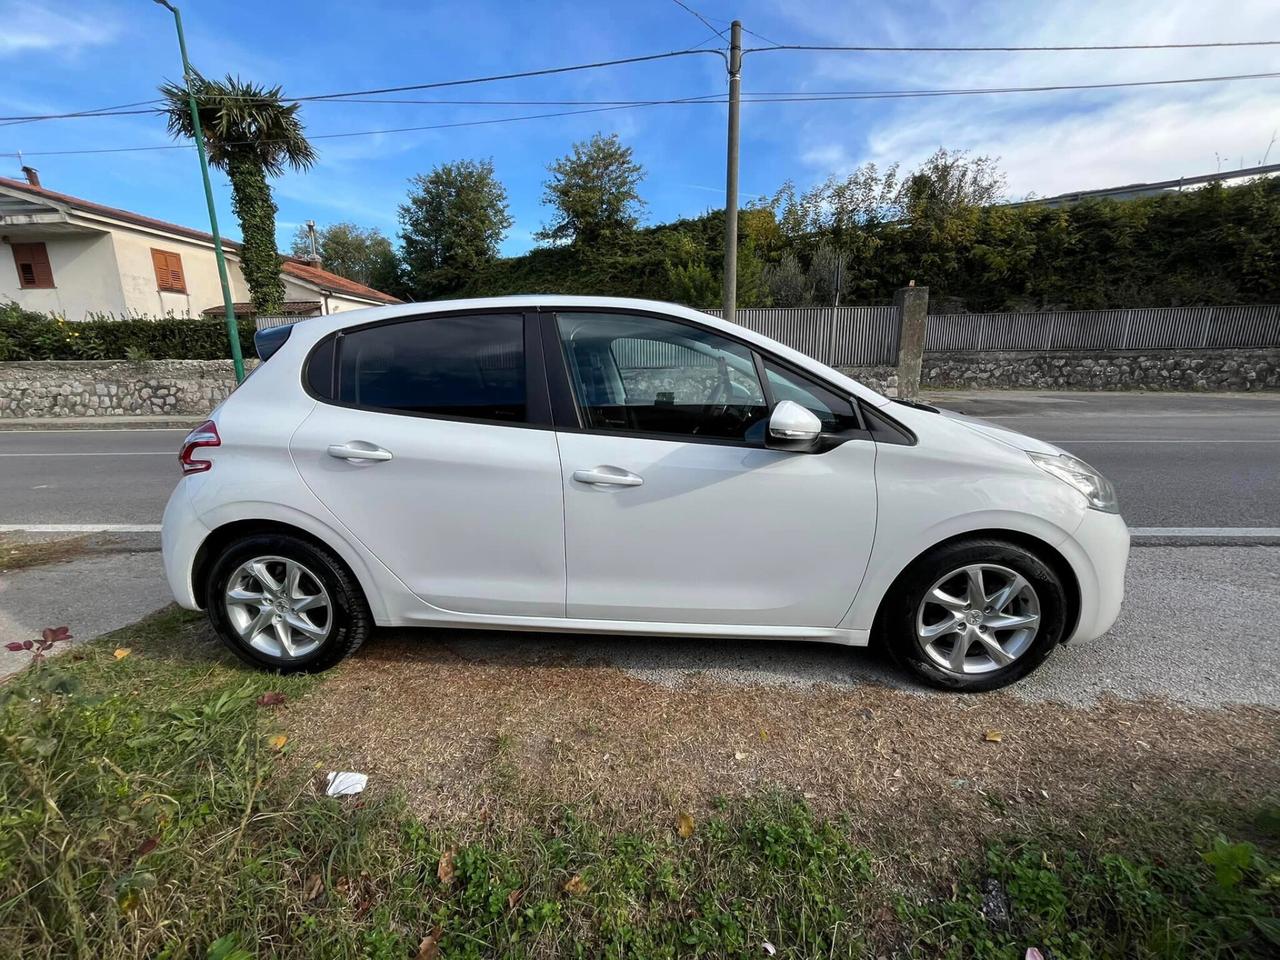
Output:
[0,552,174,677]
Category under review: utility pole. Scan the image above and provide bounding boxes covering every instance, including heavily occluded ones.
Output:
[153,0,246,383]
[721,19,743,325]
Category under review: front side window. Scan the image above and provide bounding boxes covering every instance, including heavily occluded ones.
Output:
[556,312,767,442]
[336,313,525,422]
[763,360,862,435]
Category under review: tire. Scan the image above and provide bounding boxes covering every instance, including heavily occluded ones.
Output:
[877,538,1069,692]
[205,533,371,673]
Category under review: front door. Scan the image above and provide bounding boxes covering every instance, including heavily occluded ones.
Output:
[290,312,565,617]
[551,310,878,627]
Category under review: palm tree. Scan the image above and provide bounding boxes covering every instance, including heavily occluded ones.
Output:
[160,73,317,314]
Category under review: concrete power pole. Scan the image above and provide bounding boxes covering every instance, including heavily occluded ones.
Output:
[721,20,743,325]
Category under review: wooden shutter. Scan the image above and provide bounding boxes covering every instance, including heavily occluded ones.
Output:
[12,242,54,289]
[151,248,186,293]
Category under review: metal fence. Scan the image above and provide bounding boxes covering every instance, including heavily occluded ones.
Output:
[254,314,306,331]
[703,305,902,366]
[924,304,1280,353]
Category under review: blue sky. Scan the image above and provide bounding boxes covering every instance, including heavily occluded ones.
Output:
[2,0,1277,259]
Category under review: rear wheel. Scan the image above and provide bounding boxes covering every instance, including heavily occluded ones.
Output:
[880,539,1068,691]
[205,534,370,673]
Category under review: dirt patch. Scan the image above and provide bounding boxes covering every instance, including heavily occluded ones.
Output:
[287,628,1280,850]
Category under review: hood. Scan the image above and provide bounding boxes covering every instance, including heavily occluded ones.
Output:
[935,407,1067,456]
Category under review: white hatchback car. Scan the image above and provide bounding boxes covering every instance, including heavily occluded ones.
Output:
[161,296,1128,691]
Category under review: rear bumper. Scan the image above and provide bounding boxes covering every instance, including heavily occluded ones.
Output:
[1061,509,1130,643]
[160,481,208,610]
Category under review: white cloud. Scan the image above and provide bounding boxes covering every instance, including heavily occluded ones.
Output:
[762,0,1280,196]
[0,4,121,59]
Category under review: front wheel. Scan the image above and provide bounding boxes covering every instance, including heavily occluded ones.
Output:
[879,539,1069,692]
[205,534,371,673]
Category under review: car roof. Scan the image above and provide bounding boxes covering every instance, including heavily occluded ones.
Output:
[286,295,890,407]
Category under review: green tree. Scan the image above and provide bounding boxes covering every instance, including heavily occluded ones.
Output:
[160,73,316,314]
[399,159,512,300]
[537,133,645,246]
[289,222,400,293]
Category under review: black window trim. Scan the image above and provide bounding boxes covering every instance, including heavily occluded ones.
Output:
[297,302,915,446]
[300,308,555,431]
[538,306,889,452]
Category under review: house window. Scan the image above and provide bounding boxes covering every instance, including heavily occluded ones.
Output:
[12,242,54,289]
[151,248,187,293]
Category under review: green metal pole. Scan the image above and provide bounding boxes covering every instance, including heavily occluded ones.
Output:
[155,0,245,382]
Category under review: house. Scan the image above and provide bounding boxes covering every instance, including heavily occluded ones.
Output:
[0,170,400,320]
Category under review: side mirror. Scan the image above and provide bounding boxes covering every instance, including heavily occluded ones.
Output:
[767,399,822,452]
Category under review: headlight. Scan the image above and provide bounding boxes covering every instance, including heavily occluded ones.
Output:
[1028,452,1119,513]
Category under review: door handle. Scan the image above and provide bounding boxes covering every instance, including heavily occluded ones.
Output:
[572,466,643,487]
[327,441,393,462]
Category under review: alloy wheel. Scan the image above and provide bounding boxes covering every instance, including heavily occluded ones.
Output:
[915,563,1041,675]
[223,555,332,659]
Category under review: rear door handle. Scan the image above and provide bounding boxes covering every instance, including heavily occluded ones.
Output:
[327,441,393,462]
[572,466,643,487]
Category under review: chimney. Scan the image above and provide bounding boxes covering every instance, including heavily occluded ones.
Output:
[21,166,41,188]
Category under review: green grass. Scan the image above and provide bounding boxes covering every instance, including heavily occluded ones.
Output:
[1,609,1277,959]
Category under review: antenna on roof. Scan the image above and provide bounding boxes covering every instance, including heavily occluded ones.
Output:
[304,219,321,266]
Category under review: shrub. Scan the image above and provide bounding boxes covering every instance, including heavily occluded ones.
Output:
[0,303,256,361]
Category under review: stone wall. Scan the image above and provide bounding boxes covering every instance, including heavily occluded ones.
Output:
[1,347,1276,419]
[916,347,1279,392]
[0,359,252,418]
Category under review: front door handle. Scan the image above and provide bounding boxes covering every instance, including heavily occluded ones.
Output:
[572,466,643,487]
[327,441,393,462]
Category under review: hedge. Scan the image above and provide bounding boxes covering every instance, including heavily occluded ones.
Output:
[0,303,258,361]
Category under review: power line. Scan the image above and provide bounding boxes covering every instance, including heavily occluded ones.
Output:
[668,0,727,40]
[0,100,164,125]
[5,69,1278,159]
[746,39,1280,54]
[0,47,725,124]
[741,70,1280,101]
[0,98,717,158]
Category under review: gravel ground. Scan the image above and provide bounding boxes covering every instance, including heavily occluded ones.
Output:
[438,545,1280,708]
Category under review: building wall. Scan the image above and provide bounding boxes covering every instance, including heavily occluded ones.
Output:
[108,222,251,318]
[0,231,127,317]
[4,219,381,320]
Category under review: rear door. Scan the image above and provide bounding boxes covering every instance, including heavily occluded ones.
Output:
[547,309,878,627]
[290,311,566,617]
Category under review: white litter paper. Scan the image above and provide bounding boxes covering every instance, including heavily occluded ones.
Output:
[325,771,368,796]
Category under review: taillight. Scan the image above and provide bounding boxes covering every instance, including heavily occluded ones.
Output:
[179,420,220,475]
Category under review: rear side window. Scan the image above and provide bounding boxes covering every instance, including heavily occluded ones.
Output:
[335,314,525,422]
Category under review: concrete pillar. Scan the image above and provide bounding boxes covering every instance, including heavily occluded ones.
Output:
[893,284,929,399]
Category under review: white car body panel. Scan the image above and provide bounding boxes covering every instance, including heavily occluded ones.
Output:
[290,405,566,617]
[557,430,877,626]
[161,295,1129,661]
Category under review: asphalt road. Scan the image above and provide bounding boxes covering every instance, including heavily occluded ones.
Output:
[0,391,1278,527]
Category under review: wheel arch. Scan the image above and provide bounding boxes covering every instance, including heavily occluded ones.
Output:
[192,518,378,619]
[868,528,1081,644]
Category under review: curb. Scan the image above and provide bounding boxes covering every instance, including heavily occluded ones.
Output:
[0,417,200,431]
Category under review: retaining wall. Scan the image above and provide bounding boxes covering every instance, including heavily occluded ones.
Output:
[1,347,1275,419]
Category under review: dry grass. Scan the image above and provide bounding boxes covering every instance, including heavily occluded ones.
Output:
[0,534,91,573]
[287,628,1280,854]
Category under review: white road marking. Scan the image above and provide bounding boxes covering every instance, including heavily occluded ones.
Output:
[0,523,162,533]
[0,428,190,434]
[0,451,173,457]
[1049,439,1280,443]
[1129,527,1280,537]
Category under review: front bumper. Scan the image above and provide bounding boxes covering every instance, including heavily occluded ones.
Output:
[1061,508,1130,642]
[160,481,209,610]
